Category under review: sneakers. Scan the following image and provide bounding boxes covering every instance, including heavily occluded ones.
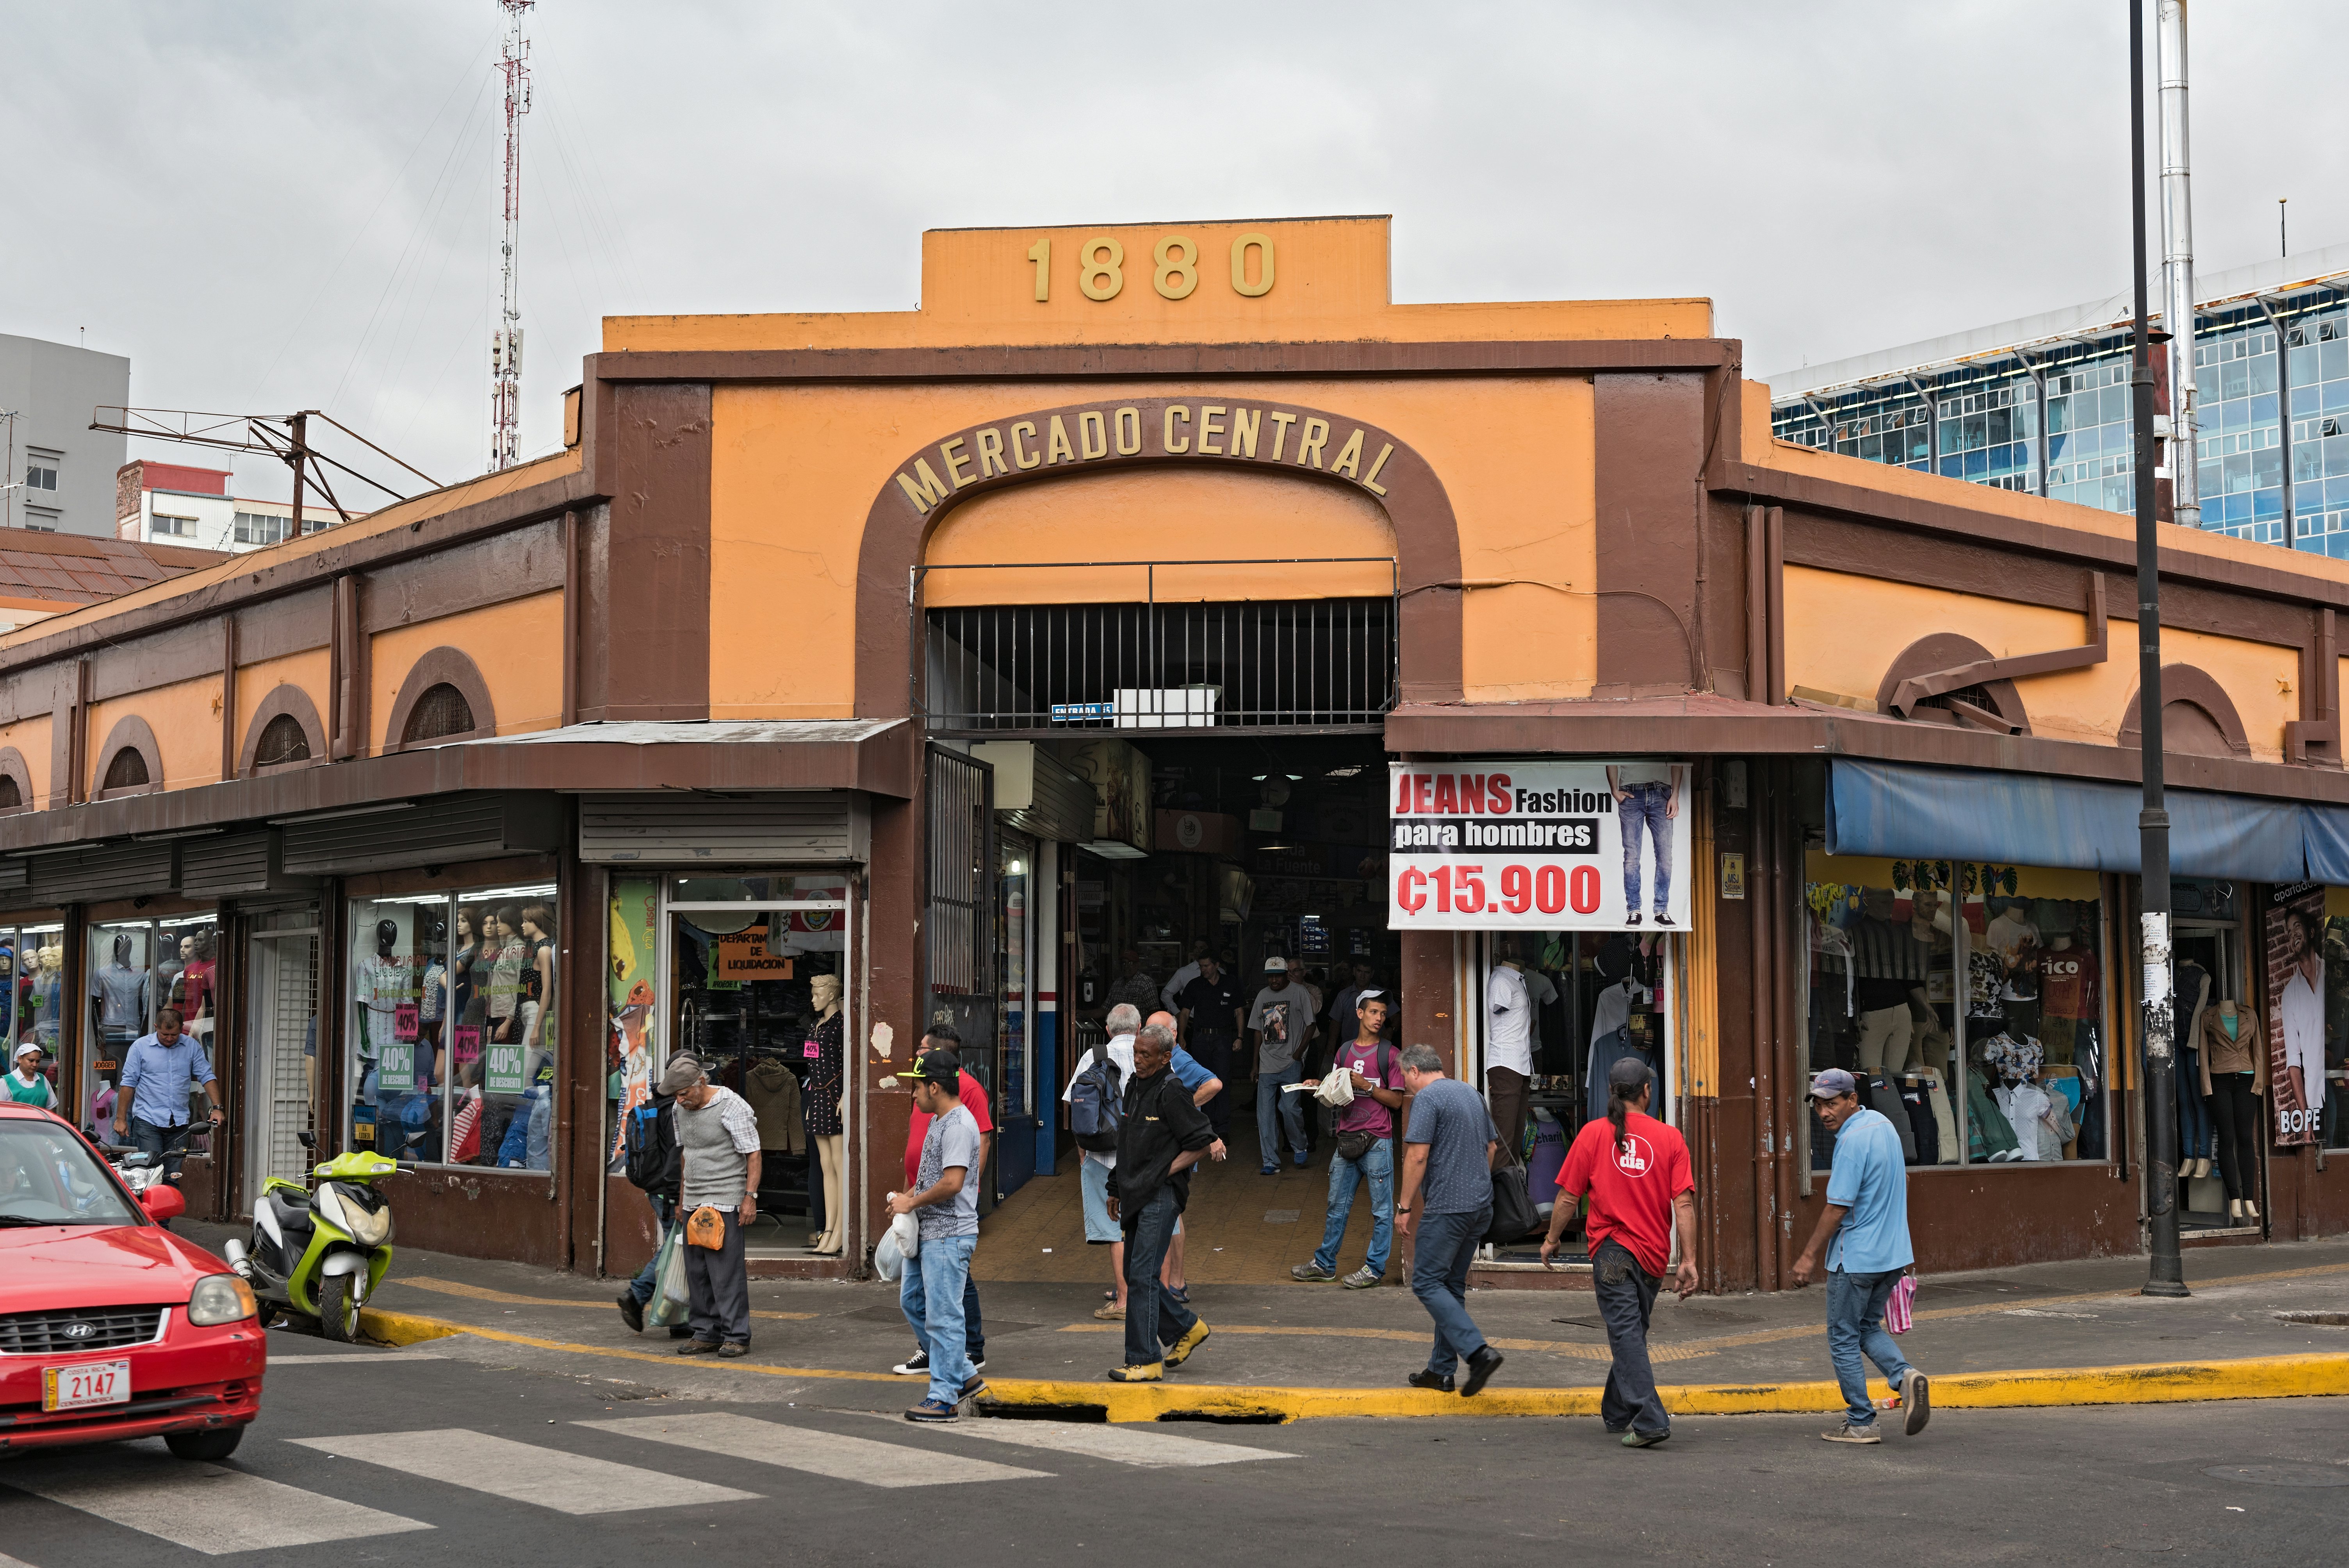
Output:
[1460,1346,1505,1398]
[1820,1420,1882,1445]
[905,1398,960,1423]
[1093,1302,1126,1320]
[891,1349,989,1376]
[1163,1320,1211,1368]
[1901,1369,1931,1436]
[1107,1361,1164,1382]
[1622,1429,1670,1449]
[1290,1262,1336,1282]
[675,1337,721,1356]
[1407,1368,1454,1393]
[716,1342,749,1358]
[1341,1265,1382,1290]
[616,1292,645,1334]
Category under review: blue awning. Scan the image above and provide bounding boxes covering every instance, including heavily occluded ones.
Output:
[1825,759,2313,883]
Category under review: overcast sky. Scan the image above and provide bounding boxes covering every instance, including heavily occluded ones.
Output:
[4,1,2340,503]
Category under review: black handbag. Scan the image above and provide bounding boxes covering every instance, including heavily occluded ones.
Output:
[1483,1162,1540,1244]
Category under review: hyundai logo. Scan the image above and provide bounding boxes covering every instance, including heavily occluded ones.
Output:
[61,1322,96,1340]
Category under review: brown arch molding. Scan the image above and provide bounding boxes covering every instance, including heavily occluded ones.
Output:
[1875,633,2032,736]
[2118,663,2252,758]
[381,645,498,753]
[92,713,164,799]
[237,682,329,777]
[0,746,31,814]
[852,395,1465,716]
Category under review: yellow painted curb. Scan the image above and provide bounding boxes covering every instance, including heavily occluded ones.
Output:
[353,1306,2349,1425]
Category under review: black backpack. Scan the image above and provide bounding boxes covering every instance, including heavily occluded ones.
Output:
[1068,1051,1125,1152]
[623,1091,681,1196]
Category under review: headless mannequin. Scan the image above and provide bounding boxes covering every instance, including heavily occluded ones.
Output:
[807,974,847,1256]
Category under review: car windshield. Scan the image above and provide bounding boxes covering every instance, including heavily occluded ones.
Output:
[0,1119,145,1228]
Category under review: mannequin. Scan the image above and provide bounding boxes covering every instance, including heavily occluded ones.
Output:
[803,973,847,1255]
[2198,996,2266,1223]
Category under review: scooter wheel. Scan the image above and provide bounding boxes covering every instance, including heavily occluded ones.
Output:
[318,1273,364,1343]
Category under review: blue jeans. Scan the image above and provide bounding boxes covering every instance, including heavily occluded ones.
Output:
[1620,781,1674,916]
[1256,1062,1306,1165]
[1123,1186,1198,1367]
[128,1116,194,1184]
[628,1193,676,1306]
[1310,1137,1394,1278]
[1412,1204,1491,1376]
[900,1232,978,1406]
[1827,1267,1913,1427]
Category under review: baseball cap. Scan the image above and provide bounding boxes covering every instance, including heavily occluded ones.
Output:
[1607,1056,1655,1092]
[904,1048,961,1085]
[1809,1067,1859,1100]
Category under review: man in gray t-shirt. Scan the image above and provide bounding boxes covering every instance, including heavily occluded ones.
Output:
[890,1049,985,1420]
[1395,1044,1505,1397]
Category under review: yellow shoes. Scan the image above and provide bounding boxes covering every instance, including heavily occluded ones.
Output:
[1107,1361,1164,1382]
[1164,1320,1212,1369]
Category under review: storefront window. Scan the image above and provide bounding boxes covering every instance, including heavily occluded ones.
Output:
[665,877,850,1251]
[346,879,557,1171]
[1805,858,2111,1170]
[0,922,64,1112]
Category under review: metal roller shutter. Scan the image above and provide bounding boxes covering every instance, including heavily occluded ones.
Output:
[577,792,867,864]
[280,794,564,876]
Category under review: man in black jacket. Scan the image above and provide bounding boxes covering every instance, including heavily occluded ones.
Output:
[616,1066,689,1337]
[1105,1022,1215,1382]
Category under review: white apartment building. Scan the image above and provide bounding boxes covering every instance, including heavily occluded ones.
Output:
[115,460,331,554]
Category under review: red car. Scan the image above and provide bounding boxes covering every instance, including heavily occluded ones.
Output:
[0,1101,264,1458]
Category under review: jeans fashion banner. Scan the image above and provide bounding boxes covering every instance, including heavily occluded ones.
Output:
[1387,760,1692,931]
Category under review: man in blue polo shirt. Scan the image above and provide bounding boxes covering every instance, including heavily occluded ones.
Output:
[112,1006,221,1188]
[1794,1068,1929,1443]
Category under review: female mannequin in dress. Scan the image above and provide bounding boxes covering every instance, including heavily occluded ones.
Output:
[804,973,847,1255]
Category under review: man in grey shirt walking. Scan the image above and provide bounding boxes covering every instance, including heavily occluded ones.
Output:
[1249,956,1312,1172]
[666,1054,760,1357]
[1394,1044,1505,1397]
[891,1048,986,1422]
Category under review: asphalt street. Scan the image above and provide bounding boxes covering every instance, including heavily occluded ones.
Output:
[2,1327,2344,1566]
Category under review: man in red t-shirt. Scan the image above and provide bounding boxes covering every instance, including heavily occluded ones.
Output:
[891,1025,993,1379]
[1542,1056,1697,1448]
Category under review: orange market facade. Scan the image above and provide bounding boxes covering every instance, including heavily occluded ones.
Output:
[0,216,2344,1294]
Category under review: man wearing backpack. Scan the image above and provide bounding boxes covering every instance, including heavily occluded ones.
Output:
[1292,990,1409,1289]
[616,1070,690,1338]
[1064,1003,1222,1320]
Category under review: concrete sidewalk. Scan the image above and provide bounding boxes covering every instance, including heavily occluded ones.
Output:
[180,1219,2349,1422]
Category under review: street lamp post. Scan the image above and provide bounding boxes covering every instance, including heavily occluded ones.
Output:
[2132,0,2189,1298]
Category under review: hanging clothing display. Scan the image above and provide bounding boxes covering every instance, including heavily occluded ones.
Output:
[742,1057,807,1153]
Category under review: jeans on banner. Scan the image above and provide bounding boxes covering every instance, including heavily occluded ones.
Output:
[1620,782,1674,917]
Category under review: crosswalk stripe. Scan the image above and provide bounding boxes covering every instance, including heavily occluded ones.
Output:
[287,1429,759,1514]
[5,1450,431,1555]
[269,1353,447,1365]
[910,1416,1297,1469]
[574,1412,1051,1486]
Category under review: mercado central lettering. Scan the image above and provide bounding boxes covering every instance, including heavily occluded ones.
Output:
[895,400,1401,513]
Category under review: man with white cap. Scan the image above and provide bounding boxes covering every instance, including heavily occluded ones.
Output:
[4,1041,54,1108]
[1793,1067,1929,1443]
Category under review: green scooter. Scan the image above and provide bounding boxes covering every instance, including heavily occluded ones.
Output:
[221,1133,412,1342]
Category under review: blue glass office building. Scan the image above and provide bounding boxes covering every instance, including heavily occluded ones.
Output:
[1768,244,2349,556]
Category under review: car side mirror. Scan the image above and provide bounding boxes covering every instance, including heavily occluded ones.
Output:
[140,1185,186,1222]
